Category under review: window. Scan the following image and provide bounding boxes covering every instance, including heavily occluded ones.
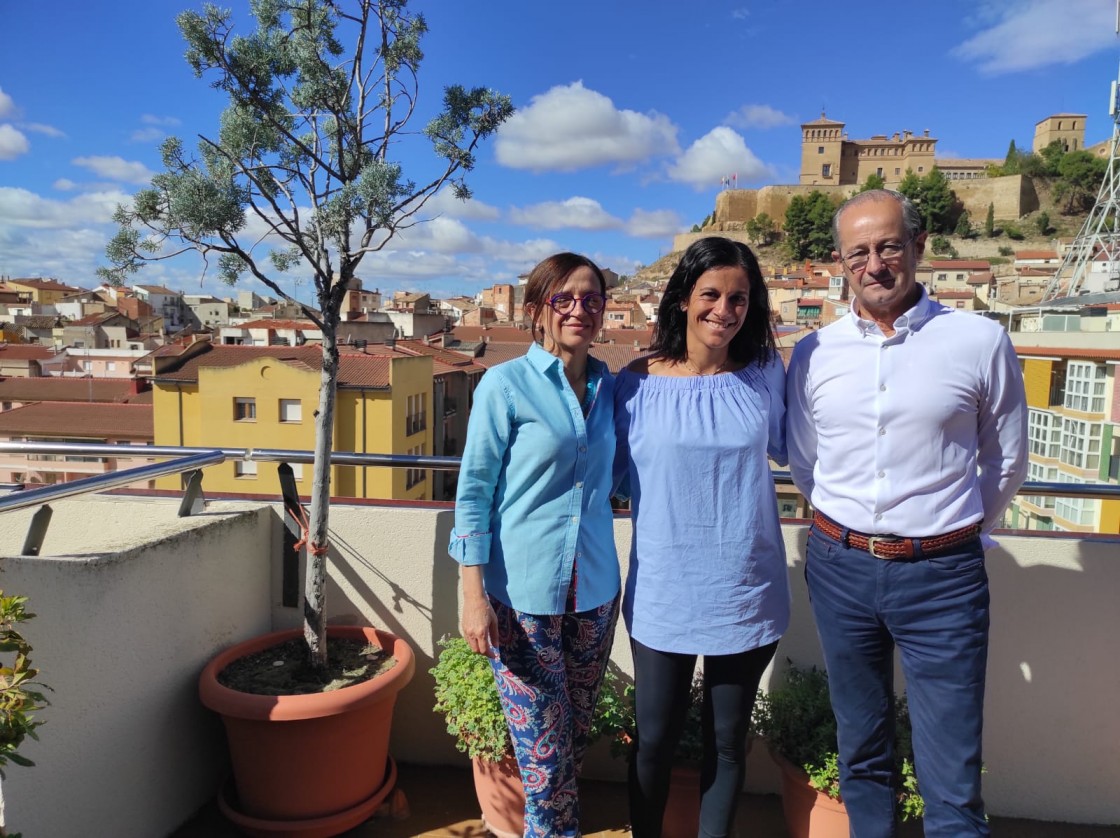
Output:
[234,460,258,479]
[894,168,900,175]
[817,146,824,154]
[406,393,427,435]
[1024,462,1058,509]
[918,166,924,173]
[1054,474,1099,526]
[234,397,256,421]
[279,399,302,423]
[1063,362,1106,413]
[821,164,832,178]
[875,167,883,177]
[107,362,116,372]
[406,444,426,489]
[1028,409,1060,458]
[1059,418,1102,470]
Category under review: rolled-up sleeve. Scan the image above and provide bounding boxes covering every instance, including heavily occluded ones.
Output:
[449,372,511,566]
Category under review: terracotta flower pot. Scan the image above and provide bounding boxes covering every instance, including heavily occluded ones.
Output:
[770,748,849,838]
[199,625,416,836]
[662,763,701,838]
[472,753,524,838]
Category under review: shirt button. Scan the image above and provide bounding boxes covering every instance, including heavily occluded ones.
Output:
[575,481,583,489]
[879,428,886,436]
[879,384,886,392]
[878,471,885,478]
[579,446,587,453]
[571,516,578,523]
[875,513,883,520]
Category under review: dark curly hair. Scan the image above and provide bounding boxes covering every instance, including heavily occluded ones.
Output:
[650,237,776,366]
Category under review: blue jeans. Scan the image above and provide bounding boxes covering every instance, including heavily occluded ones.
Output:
[805,525,990,837]
[490,595,620,838]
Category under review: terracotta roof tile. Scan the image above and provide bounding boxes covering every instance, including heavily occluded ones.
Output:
[928,261,990,270]
[0,377,140,402]
[0,344,57,360]
[0,401,152,439]
[151,344,392,389]
[1014,346,1120,362]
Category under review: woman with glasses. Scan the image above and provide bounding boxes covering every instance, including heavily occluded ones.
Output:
[450,252,620,837]
[614,237,788,837]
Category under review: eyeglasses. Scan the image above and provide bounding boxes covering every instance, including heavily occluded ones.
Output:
[547,292,606,315]
[839,236,914,273]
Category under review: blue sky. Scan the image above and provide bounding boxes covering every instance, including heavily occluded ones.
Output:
[1,0,1118,303]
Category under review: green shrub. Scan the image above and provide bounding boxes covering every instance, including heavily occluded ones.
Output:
[752,663,922,820]
[998,246,1015,256]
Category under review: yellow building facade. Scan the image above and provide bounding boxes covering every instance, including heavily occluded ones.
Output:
[152,345,434,501]
[800,115,937,187]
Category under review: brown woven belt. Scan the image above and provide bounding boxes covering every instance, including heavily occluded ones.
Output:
[812,512,982,560]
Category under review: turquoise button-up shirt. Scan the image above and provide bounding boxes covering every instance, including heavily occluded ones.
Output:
[449,342,620,615]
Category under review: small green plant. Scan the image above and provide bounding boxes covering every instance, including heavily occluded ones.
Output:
[431,636,623,764]
[431,636,511,763]
[998,246,1015,257]
[752,663,922,820]
[0,591,50,838]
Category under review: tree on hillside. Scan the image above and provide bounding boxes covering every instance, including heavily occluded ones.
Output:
[920,168,955,234]
[897,169,922,203]
[1002,140,1020,175]
[1036,211,1051,236]
[985,202,995,237]
[1039,140,1067,177]
[1053,150,1107,214]
[954,209,972,239]
[858,172,885,193]
[745,212,777,247]
[100,0,513,669]
[784,191,836,260]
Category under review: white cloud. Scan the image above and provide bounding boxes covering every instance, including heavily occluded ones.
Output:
[666,127,771,191]
[508,197,623,231]
[0,125,30,160]
[0,186,130,229]
[730,7,750,20]
[53,179,79,191]
[495,81,679,172]
[0,86,13,119]
[140,114,182,127]
[725,104,796,131]
[626,209,684,239]
[72,156,156,185]
[953,0,1115,74]
[22,122,64,138]
[130,127,168,143]
[420,187,500,221]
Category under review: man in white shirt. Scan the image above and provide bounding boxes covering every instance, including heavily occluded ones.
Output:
[786,190,1027,837]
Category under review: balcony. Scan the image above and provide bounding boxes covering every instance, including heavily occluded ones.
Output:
[0,475,1117,835]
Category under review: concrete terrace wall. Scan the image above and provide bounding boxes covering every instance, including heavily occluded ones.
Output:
[0,496,1116,833]
[0,496,273,838]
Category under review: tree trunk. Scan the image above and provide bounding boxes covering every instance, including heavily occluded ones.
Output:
[303,321,340,671]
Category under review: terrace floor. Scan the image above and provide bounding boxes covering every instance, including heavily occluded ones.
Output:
[174,763,1120,837]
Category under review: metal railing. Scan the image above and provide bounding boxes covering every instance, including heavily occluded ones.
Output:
[0,442,1117,555]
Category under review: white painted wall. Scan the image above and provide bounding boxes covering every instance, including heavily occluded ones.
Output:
[0,496,272,838]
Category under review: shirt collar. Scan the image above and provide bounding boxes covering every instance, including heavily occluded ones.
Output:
[848,284,933,336]
[526,341,606,379]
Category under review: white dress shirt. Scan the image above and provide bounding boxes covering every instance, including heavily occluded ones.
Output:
[786,287,1027,545]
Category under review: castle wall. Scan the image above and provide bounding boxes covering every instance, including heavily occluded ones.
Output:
[693,175,1036,253]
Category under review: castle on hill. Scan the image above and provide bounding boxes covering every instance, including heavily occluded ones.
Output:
[674,112,1102,254]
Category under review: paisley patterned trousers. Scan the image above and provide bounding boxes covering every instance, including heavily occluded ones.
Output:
[489,594,620,837]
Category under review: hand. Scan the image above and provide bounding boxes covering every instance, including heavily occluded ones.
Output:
[461,593,498,657]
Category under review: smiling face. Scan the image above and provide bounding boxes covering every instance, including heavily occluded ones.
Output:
[834,196,926,330]
[530,265,604,359]
[681,265,751,354]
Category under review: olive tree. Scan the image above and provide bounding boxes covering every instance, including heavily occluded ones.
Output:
[100,0,513,670]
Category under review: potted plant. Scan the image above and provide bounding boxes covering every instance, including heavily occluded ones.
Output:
[101,2,512,833]
[752,663,923,838]
[0,591,51,838]
[431,637,624,838]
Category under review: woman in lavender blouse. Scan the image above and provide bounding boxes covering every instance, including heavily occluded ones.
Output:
[614,237,789,838]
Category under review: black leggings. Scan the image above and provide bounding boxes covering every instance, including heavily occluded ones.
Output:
[628,638,779,838]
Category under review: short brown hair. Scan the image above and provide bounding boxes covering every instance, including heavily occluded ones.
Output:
[522,253,607,341]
